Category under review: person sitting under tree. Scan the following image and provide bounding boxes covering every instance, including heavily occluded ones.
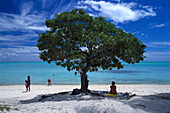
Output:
[110,81,117,94]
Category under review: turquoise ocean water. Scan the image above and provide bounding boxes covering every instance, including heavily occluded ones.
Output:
[0,62,170,85]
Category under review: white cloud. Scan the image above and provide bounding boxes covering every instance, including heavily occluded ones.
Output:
[21,2,33,16]
[142,42,170,61]
[146,42,170,48]
[151,23,166,28]
[113,0,121,2]
[145,51,170,56]
[50,0,75,19]
[149,42,170,45]
[76,5,88,9]
[27,26,49,31]
[0,2,48,32]
[0,46,39,58]
[76,0,156,23]
[145,51,170,61]
[0,46,41,62]
[0,46,39,54]
[42,0,47,9]
[0,34,38,41]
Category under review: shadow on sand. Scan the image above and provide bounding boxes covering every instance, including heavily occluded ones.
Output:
[74,93,170,113]
[126,93,170,113]
[20,91,107,104]
[20,91,170,113]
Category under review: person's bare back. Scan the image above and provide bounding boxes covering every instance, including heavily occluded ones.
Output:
[110,81,117,94]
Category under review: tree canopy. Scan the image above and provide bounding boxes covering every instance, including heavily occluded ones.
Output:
[36,8,146,73]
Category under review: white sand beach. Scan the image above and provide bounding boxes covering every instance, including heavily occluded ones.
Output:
[0,85,170,113]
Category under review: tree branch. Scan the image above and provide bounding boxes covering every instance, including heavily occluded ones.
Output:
[64,52,82,59]
[90,63,101,67]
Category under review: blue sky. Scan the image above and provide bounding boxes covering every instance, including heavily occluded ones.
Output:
[0,0,169,62]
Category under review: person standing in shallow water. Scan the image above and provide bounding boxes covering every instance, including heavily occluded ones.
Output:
[110,81,117,94]
[27,76,31,92]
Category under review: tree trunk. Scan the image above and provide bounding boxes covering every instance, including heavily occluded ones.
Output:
[81,71,88,93]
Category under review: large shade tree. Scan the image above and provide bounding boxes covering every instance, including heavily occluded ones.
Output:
[36,8,146,93]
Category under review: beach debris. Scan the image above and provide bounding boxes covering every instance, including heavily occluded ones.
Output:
[90,91,136,99]
[106,92,136,99]
[71,89,81,95]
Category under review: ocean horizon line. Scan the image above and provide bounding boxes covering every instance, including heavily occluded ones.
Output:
[1,61,170,63]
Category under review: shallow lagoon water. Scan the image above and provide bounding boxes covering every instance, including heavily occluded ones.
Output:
[0,62,170,85]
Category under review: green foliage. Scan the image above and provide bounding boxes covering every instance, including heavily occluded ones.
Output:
[36,8,146,72]
[0,105,10,112]
[0,104,19,112]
